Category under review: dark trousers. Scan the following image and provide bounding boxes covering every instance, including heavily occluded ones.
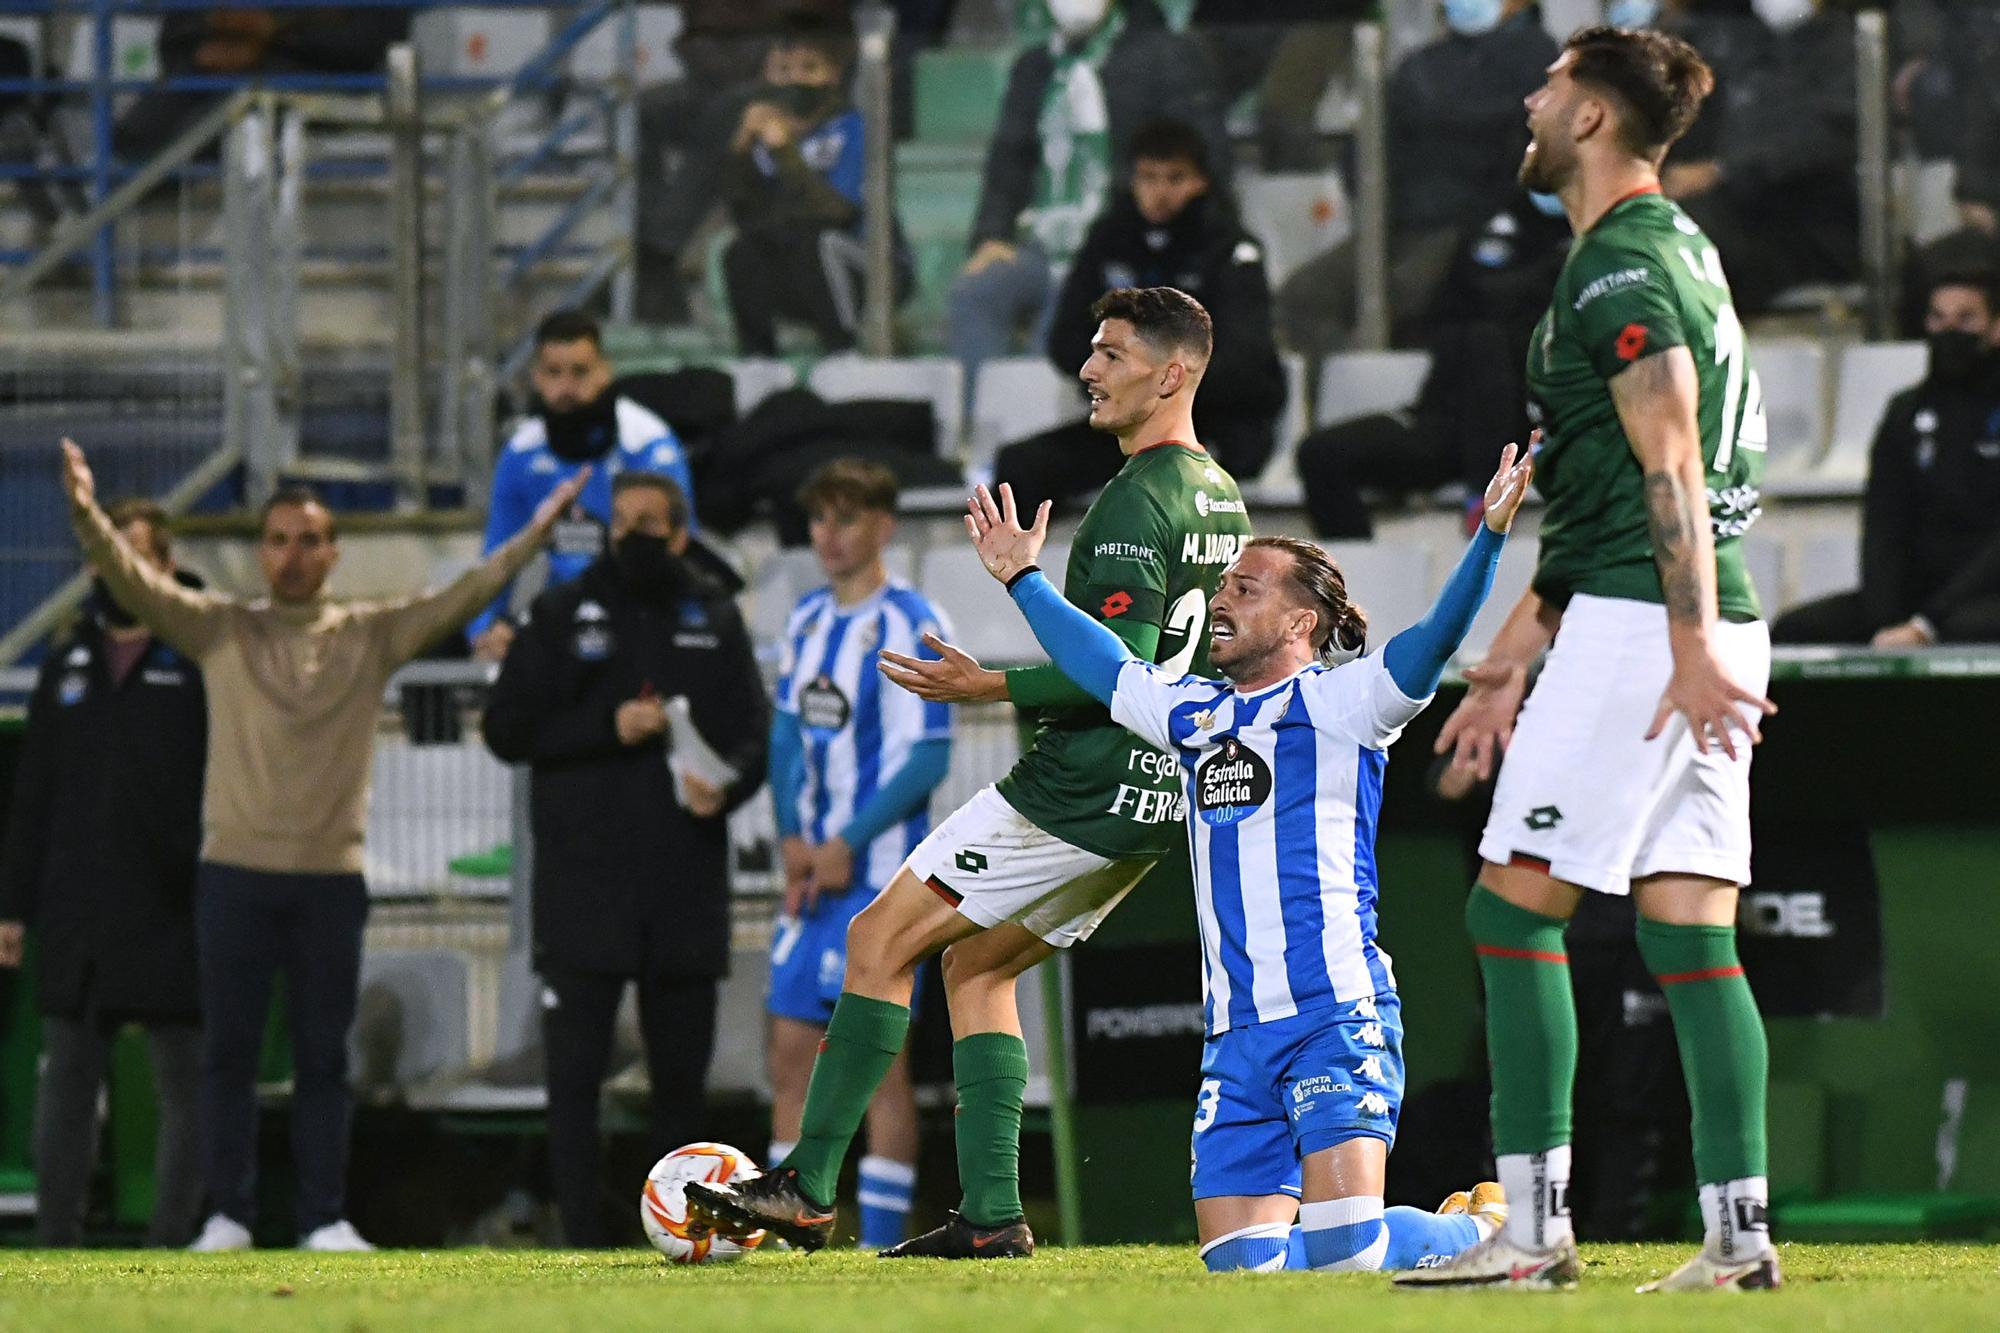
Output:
[1772,589,2000,644]
[724,228,865,357]
[195,862,368,1236]
[34,1015,202,1246]
[540,965,718,1247]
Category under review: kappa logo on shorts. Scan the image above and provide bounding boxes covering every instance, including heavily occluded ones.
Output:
[1524,805,1563,831]
[954,849,989,875]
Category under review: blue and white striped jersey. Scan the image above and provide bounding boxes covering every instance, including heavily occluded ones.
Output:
[776,581,954,889]
[1109,653,1428,1035]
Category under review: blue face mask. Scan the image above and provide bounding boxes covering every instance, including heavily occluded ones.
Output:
[1528,190,1566,217]
[1443,0,1505,36]
[1605,0,1661,27]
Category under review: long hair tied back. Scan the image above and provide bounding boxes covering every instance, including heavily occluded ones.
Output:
[1246,536,1367,665]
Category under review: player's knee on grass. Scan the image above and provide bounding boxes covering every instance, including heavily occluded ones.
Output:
[1199,1222,1293,1272]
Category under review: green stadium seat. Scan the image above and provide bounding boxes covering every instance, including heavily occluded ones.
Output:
[1772,1193,2000,1240]
[914,48,1014,145]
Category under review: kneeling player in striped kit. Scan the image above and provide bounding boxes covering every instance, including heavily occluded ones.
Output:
[949,445,1534,1275]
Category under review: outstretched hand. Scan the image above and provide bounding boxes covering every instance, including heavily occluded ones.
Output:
[879,631,1009,704]
[60,438,96,511]
[965,483,1051,584]
[529,468,591,540]
[1646,648,1776,760]
[1482,438,1536,534]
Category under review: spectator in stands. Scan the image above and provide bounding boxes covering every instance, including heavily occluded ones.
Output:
[1609,0,1776,167]
[1659,0,1857,316]
[114,7,410,163]
[469,311,696,662]
[1772,275,2000,646]
[949,0,1228,399]
[721,19,908,355]
[994,118,1283,509]
[481,474,767,1248]
[58,440,586,1254]
[635,0,853,322]
[0,501,206,1248]
[1276,0,1555,355]
[1299,189,1570,539]
[1188,0,1366,171]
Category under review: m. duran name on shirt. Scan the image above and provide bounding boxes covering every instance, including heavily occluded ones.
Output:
[1196,738,1271,827]
[1571,266,1649,312]
[1182,532,1246,565]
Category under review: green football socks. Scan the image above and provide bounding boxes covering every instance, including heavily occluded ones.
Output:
[952,1032,1031,1227]
[1635,918,1770,1183]
[786,993,909,1208]
[1466,886,1577,1155]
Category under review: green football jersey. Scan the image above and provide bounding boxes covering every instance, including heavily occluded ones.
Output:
[997,442,1252,860]
[1526,189,1765,621]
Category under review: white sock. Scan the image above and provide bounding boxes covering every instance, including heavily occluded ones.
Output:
[1701,1177,1771,1260]
[1497,1146,1573,1250]
[766,1138,798,1169]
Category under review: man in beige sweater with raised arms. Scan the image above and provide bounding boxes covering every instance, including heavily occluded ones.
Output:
[60,439,586,1252]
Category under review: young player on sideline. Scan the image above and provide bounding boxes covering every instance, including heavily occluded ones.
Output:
[950,444,1534,1274]
[689,287,1253,1257]
[766,460,954,1248]
[1394,27,1780,1293]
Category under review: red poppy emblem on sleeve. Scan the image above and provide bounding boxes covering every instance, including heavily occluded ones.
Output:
[1615,323,1649,361]
[1100,590,1133,618]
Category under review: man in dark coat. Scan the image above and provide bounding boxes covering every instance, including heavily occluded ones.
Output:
[482,472,769,1247]
[993,118,1284,511]
[0,499,206,1247]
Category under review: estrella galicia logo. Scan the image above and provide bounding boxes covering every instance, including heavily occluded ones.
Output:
[954,849,988,875]
[798,675,851,732]
[1195,737,1271,827]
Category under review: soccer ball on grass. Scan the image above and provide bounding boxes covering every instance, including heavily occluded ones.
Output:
[640,1141,767,1264]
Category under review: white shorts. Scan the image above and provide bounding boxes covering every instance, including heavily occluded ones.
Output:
[1478,594,1771,896]
[904,786,1155,949]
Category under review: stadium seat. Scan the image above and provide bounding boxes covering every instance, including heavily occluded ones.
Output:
[1793,531,1861,606]
[1739,533,1785,614]
[1317,541,1435,648]
[1795,341,1927,497]
[1456,536,1540,664]
[1243,352,1312,506]
[808,354,965,453]
[1751,338,1830,483]
[967,357,1082,472]
[1234,169,1352,287]
[917,545,1049,665]
[913,48,1013,145]
[729,358,799,418]
[1315,351,1430,429]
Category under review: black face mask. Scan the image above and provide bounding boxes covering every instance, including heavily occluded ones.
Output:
[1927,330,1990,386]
[762,82,839,121]
[613,532,685,599]
[540,391,619,464]
[88,577,139,629]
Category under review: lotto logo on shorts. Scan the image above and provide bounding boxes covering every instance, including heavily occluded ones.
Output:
[1523,805,1563,831]
[955,850,989,875]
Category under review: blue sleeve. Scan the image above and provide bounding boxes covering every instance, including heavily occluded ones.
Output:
[1007,569,1134,707]
[769,709,806,839]
[644,430,700,532]
[1382,525,1505,698]
[470,449,532,639]
[837,736,951,850]
[825,112,865,207]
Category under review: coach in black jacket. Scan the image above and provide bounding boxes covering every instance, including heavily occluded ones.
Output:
[0,500,205,1247]
[994,118,1284,512]
[482,471,767,1247]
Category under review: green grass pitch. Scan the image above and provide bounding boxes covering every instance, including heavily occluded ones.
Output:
[2,1243,1994,1331]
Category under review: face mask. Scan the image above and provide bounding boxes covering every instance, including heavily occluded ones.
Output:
[1443,0,1505,37]
[1047,0,1111,40]
[613,531,684,596]
[1927,330,1990,386]
[1528,190,1566,217]
[773,83,839,120]
[1751,0,1815,33]
[88,577,139,629]
[540,391,618,464]
[1605,0,1661,28]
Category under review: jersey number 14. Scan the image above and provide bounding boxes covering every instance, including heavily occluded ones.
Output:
[1681,244,1768,471]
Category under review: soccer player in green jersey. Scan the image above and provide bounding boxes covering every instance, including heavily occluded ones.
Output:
[687,287,1253,1257]
[1392,28,1781,1293]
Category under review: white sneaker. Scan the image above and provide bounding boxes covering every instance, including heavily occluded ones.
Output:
[188,1213,253,1253]
[1637,1245,1782,1292]
[1391,1228,1581,1289]
[300,1219,376,1252]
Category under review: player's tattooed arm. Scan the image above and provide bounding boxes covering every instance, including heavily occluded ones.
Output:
[1643,470,1705,625]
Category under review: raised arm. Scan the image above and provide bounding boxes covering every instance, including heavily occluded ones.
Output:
[1381,444,1533,698]
[61,439,225,658]
[1610,349,1776,756]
